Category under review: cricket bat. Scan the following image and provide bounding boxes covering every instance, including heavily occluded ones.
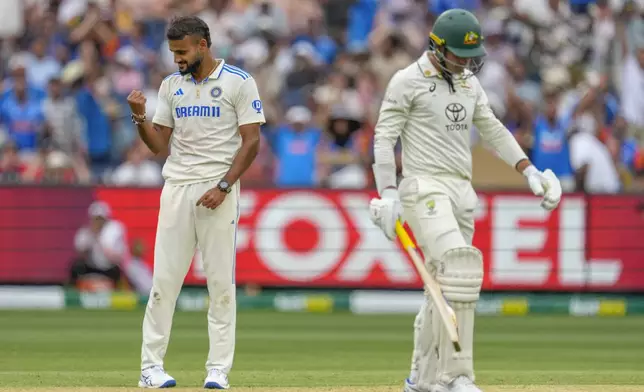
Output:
[395,220,462,352]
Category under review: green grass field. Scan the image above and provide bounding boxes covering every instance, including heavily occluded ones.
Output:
[0,310,643,391]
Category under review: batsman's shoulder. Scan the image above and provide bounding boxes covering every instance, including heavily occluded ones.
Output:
[395,63,419,82]
[386,65,424,102]
[387,67,415,91]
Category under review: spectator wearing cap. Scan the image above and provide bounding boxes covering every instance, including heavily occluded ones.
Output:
[282,42,321,109]
[1,57,47,104]
[267,106,321,187]
[70,201,128,289]
[34,149,82,184]
[317,102,367,189]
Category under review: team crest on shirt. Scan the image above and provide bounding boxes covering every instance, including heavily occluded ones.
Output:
[210,86,222,100]
[425,199,436,216]
[252,100,263,114]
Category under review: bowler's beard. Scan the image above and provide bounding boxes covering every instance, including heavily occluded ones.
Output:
[179,55,203,76]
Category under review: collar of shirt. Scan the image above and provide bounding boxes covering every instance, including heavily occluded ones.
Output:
[416,51,476,81]
[183,58,227,84]
[416,52,441,79]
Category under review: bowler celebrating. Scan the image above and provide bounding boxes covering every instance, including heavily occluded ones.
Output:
[127,16,265,389]
[368,9,562,392]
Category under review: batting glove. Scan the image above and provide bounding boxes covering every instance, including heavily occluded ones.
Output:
[523,165,562,211]
[369,188,403,241]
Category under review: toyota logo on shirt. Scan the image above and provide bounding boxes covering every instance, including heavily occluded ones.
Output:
[445,103,467,123]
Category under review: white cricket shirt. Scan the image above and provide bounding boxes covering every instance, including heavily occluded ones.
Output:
[374,53,527,183]
[569,132,620,194]
[153,59,266,185]
[74,220,127,270]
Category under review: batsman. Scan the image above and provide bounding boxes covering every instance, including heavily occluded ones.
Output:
[369,9,562,392]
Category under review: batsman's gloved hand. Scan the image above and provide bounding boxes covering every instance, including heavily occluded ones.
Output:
[523,165,562,211]
[369,188,403,241]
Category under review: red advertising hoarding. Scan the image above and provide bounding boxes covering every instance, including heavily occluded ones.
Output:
[94,188,644,292]
[1,187,643,291]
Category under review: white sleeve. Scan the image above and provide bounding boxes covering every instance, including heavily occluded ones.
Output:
[620,58,640,126]
[373,70,412,195]
[152,79,174,128]
[100,221,127,258]
[473,80,528,168]
[569,136,589,170]
[234,77,266,126]
[74,228,92,252]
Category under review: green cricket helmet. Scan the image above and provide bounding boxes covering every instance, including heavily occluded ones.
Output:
[429,8,486,75]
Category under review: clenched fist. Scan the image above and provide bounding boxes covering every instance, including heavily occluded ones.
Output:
[127,90,147,117]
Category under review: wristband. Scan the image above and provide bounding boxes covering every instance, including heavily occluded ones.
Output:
[131,114,146,125]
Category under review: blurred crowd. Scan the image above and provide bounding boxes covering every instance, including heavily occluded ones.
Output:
[0,0,643,193]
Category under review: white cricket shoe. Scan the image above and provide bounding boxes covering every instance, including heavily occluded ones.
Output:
[448,375,482,392]
[404,378,422,392]
[204,369,230,389]
[138,366,176,388]
[403,378,449,392]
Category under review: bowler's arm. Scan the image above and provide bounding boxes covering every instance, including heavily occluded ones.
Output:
[373,71,411,195]
[141,80,174,156]
[221,77,266,185]
[137,122,172,156]
[472,81,532,174]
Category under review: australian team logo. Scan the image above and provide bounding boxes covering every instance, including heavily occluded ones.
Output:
[464,31,479,45]
[210,87,222,99]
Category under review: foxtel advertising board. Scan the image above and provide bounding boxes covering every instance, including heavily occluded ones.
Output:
[1,187,643,291]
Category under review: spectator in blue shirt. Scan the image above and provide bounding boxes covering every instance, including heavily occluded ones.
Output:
[0,68,46,154]
[62,61,113,178]
[530,90,574,184]
[1,59,47,104]
[266,106,321,187]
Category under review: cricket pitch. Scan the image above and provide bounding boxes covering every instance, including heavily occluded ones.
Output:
[2,387,644,392]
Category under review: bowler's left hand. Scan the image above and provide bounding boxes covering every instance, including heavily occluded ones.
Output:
[197,188,226,210]
[525,167,562,211]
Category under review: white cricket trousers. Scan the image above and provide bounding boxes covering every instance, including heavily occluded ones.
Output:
[399,175,479,388]
[141,179,240,373]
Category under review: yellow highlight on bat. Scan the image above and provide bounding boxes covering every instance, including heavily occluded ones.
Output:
[394,219,462,352]
[395,221,416,249]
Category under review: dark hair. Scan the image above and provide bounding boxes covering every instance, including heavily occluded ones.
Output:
[166,16,212,48]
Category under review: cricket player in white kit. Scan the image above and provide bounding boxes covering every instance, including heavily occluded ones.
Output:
[368,9,562,392]
[127,16,265,389]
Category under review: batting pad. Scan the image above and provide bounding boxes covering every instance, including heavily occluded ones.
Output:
[435,246,483,385]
